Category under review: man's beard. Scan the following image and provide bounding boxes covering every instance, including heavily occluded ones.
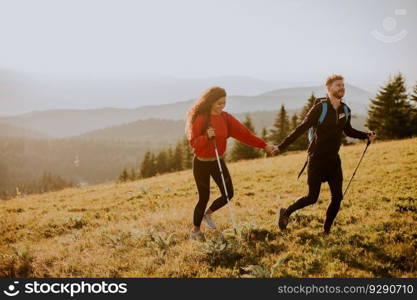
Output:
[331,89,345,99]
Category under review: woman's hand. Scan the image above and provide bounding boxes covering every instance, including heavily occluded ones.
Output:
[207,127,215,139]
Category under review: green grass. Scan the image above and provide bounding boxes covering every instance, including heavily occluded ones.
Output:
[1,138,416,277]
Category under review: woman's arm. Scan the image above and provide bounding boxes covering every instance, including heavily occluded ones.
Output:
[226,113,267,149]
[189,115,210,149]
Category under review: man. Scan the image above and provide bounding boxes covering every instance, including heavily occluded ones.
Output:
[274,75,377,234]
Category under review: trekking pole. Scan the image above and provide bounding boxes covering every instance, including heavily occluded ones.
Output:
[343,139,371,198]
[211,138,237,234]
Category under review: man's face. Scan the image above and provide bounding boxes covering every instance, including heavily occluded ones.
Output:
[328,79,345,99]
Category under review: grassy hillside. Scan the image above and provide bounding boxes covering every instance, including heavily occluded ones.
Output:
[1,138,416,278]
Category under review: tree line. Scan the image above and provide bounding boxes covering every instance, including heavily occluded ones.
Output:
[119,137,194,181]
[0,171,74,200]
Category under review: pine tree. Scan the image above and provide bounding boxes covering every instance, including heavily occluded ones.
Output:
[140,151,157,178]
[261,126,268,142]
[118,168,129,182]
[156,150,169,174]
[172,141,184,171]
[182,136,193,169]
[230,114,261,161]
[410,82,417,136]
[294,93,317,150]
[300,93,317,121]
[290,113,298,130]
[140,151,150,178]
[149,153,157,176]
[166,147,174,173]
[128,168,137,181]
[269,104,290,145]
[411,83,417,105]
[287,113,303,151]
[366,73,413,140]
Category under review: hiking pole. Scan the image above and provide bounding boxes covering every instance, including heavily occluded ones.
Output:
[343,139,371,198]
[211,137,237,234]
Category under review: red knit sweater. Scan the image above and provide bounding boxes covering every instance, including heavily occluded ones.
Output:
[189,112,267,158]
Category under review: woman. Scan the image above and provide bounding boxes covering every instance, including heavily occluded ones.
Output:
[186,86,275,240]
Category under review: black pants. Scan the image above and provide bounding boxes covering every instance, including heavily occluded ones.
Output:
[286,155,343,232]
[192,156,234,227]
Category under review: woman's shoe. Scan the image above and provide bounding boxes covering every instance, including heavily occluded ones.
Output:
[190,231,205,241]
[203,214,217,229]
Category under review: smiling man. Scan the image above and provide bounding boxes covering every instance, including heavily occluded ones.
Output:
[274,75,377,234]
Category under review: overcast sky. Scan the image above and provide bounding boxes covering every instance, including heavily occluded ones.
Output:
[0,0,416,90]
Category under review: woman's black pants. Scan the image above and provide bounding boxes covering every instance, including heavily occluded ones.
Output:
[192,156,234,227]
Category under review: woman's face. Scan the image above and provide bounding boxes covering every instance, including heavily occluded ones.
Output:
[211,97,226,115]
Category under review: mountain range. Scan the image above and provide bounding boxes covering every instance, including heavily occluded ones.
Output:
[0,82,372,138]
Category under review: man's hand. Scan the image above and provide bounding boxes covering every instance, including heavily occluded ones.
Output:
[264,144,276,154]
[271,145,280,155]
[367,131,377,143]
[264,144,280,155]
[207,127,215,139]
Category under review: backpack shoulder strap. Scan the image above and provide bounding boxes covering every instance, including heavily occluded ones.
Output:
[343,103,350,119]
[318,102,327,124]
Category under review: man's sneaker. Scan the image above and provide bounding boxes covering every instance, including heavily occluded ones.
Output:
[278,208,289,230]
[203,214,216,229]
[190,231,205,241]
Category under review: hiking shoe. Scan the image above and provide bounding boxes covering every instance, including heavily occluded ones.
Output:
[203,214,216,229]
[190,231,205,241]
[278,208,289,230]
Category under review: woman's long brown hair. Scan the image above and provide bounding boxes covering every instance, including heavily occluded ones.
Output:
[186,86,226,139]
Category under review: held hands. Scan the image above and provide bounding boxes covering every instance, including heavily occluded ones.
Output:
[367,131,377,143]
[264,144,280,155]
[207,127,215,139]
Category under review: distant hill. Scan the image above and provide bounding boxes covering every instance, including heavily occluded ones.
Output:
[77,119,187,144]
[0,136,167,189]
[228,84,371,114]
[76,109,367,143]
[0,122,49,138]
[75,110,300,142]
[0,70,286,116]
[0,84,371,138]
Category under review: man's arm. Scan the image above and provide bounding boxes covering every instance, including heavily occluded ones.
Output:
[277,103,322,152]
[343,110,368,139]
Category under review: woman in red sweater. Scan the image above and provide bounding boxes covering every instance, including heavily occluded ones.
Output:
[186,86,275,240]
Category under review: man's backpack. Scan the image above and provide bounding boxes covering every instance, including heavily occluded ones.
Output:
[307,98,350,144]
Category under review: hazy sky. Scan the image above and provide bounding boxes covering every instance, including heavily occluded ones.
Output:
[0,0,416,89]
